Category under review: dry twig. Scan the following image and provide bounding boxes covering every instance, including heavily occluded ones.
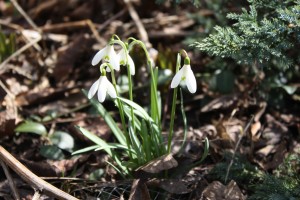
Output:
[0,160,20,200]
[0,146,79,200]
[124,0,151,48]
[0,36,41,74]
[224,116,254,183]
[10,0,39,31]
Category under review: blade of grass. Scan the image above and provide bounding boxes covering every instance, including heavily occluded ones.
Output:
[72,145,100,155]
[122,104,141,130]
[179,88,188,153]
[75,126,128,173]
[191,137,209,167]
[140,120,151,161]
[167,53,181,153]
[94,143,136,153]
[128,122,143,164]
[117,97,152,122]
[82,90,126,146]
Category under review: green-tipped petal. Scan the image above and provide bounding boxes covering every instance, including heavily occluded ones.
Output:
[128,55,135,75]
[109,46,120,71]
[97,76,107,102]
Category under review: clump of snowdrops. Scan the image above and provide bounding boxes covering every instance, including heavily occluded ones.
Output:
[73,35,206,177]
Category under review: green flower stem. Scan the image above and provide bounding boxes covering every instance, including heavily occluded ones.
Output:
[126,63,135,131]
[167,53,181,153]
[112,34,121,41]
[167,87,178,153]
[110,39,136,131]
[128,39,161,130]
[102,63,133,160]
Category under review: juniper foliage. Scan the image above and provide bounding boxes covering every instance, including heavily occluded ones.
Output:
[155,0,200,7]
[209,153,300,200]
[192,0,300,69]
[208,153,264,186]
[249,154,300,200]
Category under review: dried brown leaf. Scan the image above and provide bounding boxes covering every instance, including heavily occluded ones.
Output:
[251,121,262,141]
[0,96,17,138]
[47,157,81,176]
[202,180,245,200]
[129,179,151,200]
[263,141,287,170]
[201,94,240,112]
[137,154,178,173]
[256,144,275,157]
[148,179,191,194]
[53,34,93,82]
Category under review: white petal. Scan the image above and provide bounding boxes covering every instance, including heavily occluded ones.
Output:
[128,55,135,75]
[117,49,126,64]
[97,76,107,102]
[170,67,184,88]
[109,46,120,71]
[110,55,120,71]
[185,65,197,93]
[88,78,100,99]
[106,79,117,98]
[91,47,106,66]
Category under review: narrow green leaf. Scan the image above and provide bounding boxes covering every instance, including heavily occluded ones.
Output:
[140,120,151,161]
[82,90,126,146]
[199,137,209,163]
[128,122,142,163]
[122,104,141,130]
[15,121,47,136]
[76,126,128,173]
[0,33,6,54]
[106,160,127,179]
[75,126,113,156]
[117,97,152,121]
[94,143,135,154]
[179,88,188,153]
[72,145,100,155]
[8,34,16,55]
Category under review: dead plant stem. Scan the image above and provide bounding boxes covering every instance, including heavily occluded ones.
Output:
[224,115,254,183]
[0,160,20,200]
[0,146,79,200]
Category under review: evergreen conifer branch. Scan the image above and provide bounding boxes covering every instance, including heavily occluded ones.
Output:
[192,0,300,69]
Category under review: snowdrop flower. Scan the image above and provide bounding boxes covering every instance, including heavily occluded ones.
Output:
[91,45,120,71]
[118,48,135,75]
[88,75,117,103]
[170,58,197,93]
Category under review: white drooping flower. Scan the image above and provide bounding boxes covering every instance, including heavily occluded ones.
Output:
[88,76,117,103]
[170,63,197,94]
[117,48,135,75]
[91,45,120,71]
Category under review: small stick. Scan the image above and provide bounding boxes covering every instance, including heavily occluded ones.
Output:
[224,115,254,183]
[40,20,106,44]
[0,160,20,200]
[32,189,41,200]
[0,146,79,200]
[98,8,127,32]
[124,0,151,48]
[0,36,41,74]
[10,0,39,31]
[0,80,15,99]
